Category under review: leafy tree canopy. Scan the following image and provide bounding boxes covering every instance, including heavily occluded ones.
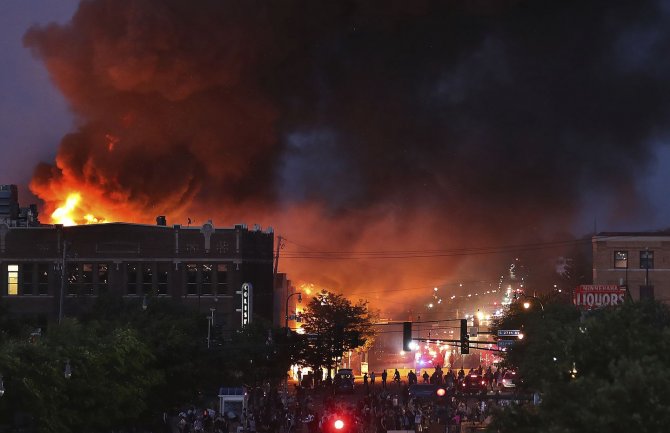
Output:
[299,291,376,371]
[489,300,670,433]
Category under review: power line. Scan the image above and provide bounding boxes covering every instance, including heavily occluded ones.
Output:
[278,238,588,260]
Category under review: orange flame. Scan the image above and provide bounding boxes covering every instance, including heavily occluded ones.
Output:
[51,192,107,226]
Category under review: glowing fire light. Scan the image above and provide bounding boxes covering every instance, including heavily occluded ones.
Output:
[51,192,107,226]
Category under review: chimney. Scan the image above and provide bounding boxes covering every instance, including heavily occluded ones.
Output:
[156,215,167,226]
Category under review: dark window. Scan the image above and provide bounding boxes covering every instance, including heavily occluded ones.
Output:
[640,250,654,269]
[82,264,94,295]
[186,264,198,295]
[142,263,153,294]
[640,285,655,300]
[217,264,228,295]
[67,263,80,295]
[21,263,34,295]
[202,264,213,295]
[157,263,169,295]
[127,264,138,295]
[97,264,109,292]
[614,251,628,269]
[38,264,49,295]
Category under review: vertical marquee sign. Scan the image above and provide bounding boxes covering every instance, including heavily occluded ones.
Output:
[236,282,253,326]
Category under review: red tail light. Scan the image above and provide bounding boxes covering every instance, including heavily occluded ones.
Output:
[334,420,344,430]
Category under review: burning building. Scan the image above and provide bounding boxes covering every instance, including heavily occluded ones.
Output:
[0,218,274,329]
[16,1,670,315]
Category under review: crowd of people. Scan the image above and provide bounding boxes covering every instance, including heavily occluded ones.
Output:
[165,365,511,433]
[288,366,502,433]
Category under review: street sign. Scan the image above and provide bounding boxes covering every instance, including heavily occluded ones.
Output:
[497,340,516,348]
[498,329,520,337]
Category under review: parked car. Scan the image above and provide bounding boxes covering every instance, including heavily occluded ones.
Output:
[501,370,520,388]
[459,374,487,394]
[334,369,355,394]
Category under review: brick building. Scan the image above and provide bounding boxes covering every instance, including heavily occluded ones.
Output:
[0,220,275,329]
[592,232,670,303]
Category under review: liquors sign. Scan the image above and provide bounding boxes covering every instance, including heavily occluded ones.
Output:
[573,285,626,309]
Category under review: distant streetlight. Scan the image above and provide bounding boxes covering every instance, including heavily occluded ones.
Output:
[207,308,216,349]
[285,292,302,331]
[515,293,545,315]
[64,360,72,379]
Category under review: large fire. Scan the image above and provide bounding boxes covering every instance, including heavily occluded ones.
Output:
[51,192,107,226]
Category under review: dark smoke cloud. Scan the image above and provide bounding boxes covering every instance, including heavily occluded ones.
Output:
[23,0,670,311]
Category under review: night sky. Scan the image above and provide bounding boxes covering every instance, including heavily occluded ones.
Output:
[2,0,670,312]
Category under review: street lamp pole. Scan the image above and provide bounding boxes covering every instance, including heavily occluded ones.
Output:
[58,241,68,325]
[285,292,302,331]
[516,293,545,314]
[207,308,216,349]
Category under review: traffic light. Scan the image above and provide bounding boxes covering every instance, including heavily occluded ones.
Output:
[460,318,469,354]
[402,321,412,351]
[435,386,448,405]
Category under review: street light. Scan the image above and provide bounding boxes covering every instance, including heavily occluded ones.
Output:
[207,308,216,349]
[285,292,302,331]
[64,360,72,379]
[514,293,545,314]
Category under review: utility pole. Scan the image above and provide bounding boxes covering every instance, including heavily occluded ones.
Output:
[273,235,283,278]
[58,241,67,325]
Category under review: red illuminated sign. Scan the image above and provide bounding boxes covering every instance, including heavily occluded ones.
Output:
[573,285,626,309]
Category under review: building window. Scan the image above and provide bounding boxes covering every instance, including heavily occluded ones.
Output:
[640,250,654,269]
[21,263,34,295]
[202,264,213,295]
[127,264,138,295]
[217,264,228,294]
[7,264,18,296]
[82,264,94,296]
[38,264,49,295]
[157,263,169,295]
[142,264,154,295]
[614,251,628,269]
[67,263,80,295]
[97,264,109,292]
[186,264,198,295]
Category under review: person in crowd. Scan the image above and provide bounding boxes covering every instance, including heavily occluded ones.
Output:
[393,369,401,385]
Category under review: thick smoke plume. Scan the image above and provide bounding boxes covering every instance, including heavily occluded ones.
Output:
[24,0,670,314]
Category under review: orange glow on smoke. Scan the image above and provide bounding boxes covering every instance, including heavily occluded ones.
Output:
[51,192,107,226]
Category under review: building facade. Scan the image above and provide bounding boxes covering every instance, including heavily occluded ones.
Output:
[0,221,275,329]
[592,232,670,302]
[0,184,40,227]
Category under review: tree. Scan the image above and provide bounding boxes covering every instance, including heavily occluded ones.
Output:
[299,291,375,376]
[221,321,306,388]
[0,318,159,433]
[488,300,670,433]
